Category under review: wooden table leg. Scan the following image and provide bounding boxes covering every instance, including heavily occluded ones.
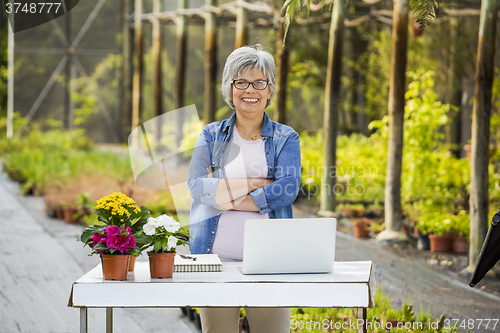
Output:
[357,308,367,333]
[106,307,113,333]
[80,308,88,333]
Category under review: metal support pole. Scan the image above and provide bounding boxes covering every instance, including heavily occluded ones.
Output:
[7,7,14,139]
[64,0,73,130]
[106,307,113,333]
[80,308,88,333]
[121,0,133,141]
[357,307,367,333]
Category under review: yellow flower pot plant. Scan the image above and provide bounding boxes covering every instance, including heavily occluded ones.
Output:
[78,192,150,280]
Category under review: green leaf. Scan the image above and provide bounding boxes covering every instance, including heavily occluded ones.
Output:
[130,206,150,234]
[93,243,108,250]
[80,225,104,243]
[282,0,301,43]
[409,0,442,28]
[136,234,151,251]
[153,239,162,253]
[97,215,109,224]
[160,238,167,252]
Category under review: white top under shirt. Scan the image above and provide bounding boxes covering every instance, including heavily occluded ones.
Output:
[211,125,269,260]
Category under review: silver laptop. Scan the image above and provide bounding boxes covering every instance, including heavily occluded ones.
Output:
[242,218,337,275]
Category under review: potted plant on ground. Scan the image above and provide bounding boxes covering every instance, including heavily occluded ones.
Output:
[366,202,384,218]
[140,214,190,278]
[339,203,366,219]
[353,217,371,238]
[417,212,454,253]
[78,192,150,278]
[451,210,469,254]
[62,193,93,223]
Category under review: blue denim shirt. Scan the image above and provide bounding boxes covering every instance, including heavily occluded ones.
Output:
[188,112,301,254]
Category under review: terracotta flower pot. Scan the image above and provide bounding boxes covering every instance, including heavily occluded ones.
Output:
[56,209,65,219]
[353,219,370,238]
[148,252,175,279]
[429,234,453,253]
[128,255,137,271]
[453,235,469,254]
[63,207,80,223]
[101,254,130,281]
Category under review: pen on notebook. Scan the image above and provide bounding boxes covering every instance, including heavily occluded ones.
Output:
[179,254,197,261]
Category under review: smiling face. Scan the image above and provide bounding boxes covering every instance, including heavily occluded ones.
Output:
[232,68,272,119]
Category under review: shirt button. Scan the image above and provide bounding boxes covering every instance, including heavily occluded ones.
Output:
[212,162,215,165]
[212,231,215,234]
[207,248,210,251]
[270,168,273,171]
[266,152,269,154]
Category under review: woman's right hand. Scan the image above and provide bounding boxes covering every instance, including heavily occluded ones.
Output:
[248,178,274,191]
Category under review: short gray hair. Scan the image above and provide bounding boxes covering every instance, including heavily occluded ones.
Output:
[221,44,276,109]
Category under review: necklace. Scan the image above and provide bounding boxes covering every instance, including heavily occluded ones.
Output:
[235,123,260,140]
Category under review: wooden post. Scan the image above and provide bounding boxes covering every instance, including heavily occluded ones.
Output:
[319,0,344,216]
[121,0,133,141]
[204,0,217,123]
[131,0,144,147]
[275,12,289,124]
[468,0,499,272]
[377,0,409,241]
[447,3,462,156]
[235,0,249,48]
[175,0,188,110]
[175,0,188,151]
[152,0,164,142]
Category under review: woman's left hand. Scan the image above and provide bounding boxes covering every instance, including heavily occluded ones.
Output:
[215,201,234,211]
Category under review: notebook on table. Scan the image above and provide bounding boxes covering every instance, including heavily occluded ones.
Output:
[242,218,337,275]
[174,254,223,272]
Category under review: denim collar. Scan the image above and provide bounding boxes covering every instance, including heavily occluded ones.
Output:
[222,112,273,138]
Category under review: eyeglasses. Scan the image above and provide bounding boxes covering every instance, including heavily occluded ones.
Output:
[231,79,269,90]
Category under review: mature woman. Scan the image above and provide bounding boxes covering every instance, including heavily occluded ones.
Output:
[188,44,301,333]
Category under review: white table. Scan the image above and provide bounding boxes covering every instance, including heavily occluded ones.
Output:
[68,261,373,333]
